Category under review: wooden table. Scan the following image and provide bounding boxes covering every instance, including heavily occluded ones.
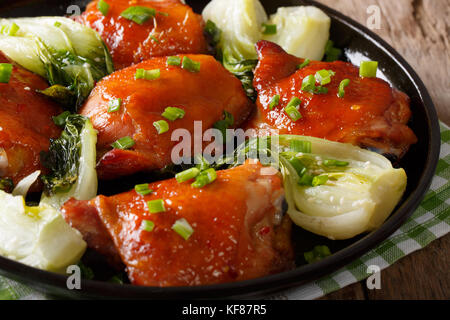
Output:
[315,0,450,300]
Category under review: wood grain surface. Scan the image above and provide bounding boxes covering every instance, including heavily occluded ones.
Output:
[315,0,450,300]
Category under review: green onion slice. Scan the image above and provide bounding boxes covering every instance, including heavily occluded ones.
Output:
[195,154,210,171]
[97,0,110,16]
[120,6,156,25]
[262,23,277,35]
[135,68,160,80]
[315,69,335,85]
[301,75,316,92]
[153,120,169,134]
[172,218,194,240]
[181,56,201,73]
[141,220,155,232]
[167,56,181,66]
[108,98,122,113]
[338,79,350,98]
[111,136,135,149]
[269,95,280,110]
[162,107,185,121]
[175,167,200,183]
[191,168,217,188]
[312,174,329,187]
[297,59,310,70]
[359,61,378,78]
[284,97,302,122]
[323,159,349,167]
[135,183,153,196]
[147,199,166,213]
[0,63,13,83]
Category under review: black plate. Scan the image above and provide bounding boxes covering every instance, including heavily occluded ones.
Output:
[0,0,440,299]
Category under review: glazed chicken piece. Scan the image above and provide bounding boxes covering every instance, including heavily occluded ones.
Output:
[81,54,253,180]
[62,160,293,286]
[79,0,207,69]
[0,52,62,191]
[247,40,417,159]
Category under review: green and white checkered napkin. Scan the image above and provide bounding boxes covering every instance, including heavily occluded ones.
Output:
[1,124,449,300]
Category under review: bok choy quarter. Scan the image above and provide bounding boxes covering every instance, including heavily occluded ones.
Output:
[40,114,98,210]
[0,17,113,109]
[228,135,407,240]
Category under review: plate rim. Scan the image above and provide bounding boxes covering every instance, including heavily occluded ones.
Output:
[0,0,441,299]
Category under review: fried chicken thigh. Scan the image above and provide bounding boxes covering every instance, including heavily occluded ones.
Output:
[62,161,293,286]
[80,54,253,179]
[79,0,207,69]
[0,52,62,191]
[247,40,417,159]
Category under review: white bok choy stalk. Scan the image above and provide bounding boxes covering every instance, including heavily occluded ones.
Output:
[230,135,407,240]
[40,113,98,210]
[0,17,113,109]
[0,190,86,273]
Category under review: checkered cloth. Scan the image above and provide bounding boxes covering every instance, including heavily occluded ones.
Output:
[1,123,449,300]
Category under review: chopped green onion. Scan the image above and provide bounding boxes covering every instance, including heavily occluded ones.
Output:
[171,218,194,240]
[269,95,280,110]
[285,106,302,122]
[141,220,155,232]
[323,159,349,167]
[181,56,201,73]
[286,97,302,109]
[149,35,159,43]
[290,140,311,153]
[111,136,135,149]
[120,6,156,25]
[135,68,160,80]
[298,173,314,186]
[304,245,331,263]
[284,97,302,122]
[315,69,334,85]
[338,79,350,98]
[153,120,169,134]
[167,56,181,66]
[97,0,110,16]
[175,167,200,183]
[324,40,341,62]
[314,86,328,94]
[297,59,310,70]
[108,98,122,113]
[147,199,166,213]
[54,21,61,27]
[288,157,307,177]
[52,111,71,126]
[162,107,185,121]
[301,75,316,92]
[262,23,277,35]
[0,63,12,83]
[135,183,153,196]
[191,168,217,188]
[157,11,169,17]
[359,61,378,78]
[312,174,328,187]
[195,154,210,171]
[2,23,20,36]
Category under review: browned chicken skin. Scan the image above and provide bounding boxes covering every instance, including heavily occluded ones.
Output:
[80,54,253,180]
[247,41,417,159]
[0,52,62,191]
[79,0,207,70]
[62,161,294,286]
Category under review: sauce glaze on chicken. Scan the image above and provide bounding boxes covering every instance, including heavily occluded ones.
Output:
[62,161,293,286]
[247,41,417,159]
[79,0,207,69]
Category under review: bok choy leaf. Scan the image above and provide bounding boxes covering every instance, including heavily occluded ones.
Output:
[40,114,98,210]
[225,135,407,240]
[0,17,113,110]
